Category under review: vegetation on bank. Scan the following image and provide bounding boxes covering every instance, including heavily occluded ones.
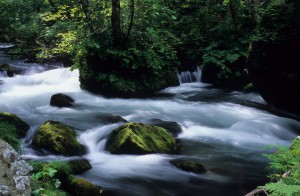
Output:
[2,0,298,96]
[248,138,300,195]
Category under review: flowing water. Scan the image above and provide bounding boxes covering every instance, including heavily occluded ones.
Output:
[1,45,300,196]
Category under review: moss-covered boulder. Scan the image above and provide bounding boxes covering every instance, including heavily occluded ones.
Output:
[0,63,15,77]
[0,112,30,149]
[32,121,86,156]
[106,122,176,155]
[50,93,74,108]
[68,159,92,174]
[64,175,106,196]
[171,160,206,174]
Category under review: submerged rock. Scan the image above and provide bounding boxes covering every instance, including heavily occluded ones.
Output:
[0,139,32,196]
[50,93,74,108]
[147,118,182,137]
[32,121,86,156]
[0,64,15,77]
[96,114,127,124]
[106,122,176,155]
[171,159,206,174]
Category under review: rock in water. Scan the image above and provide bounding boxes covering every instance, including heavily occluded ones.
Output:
[147,118,182,137]
[0,64,15,77]
[106,122,176,155]
[50,93,74,108]
[32,121,86,156]
[171,160,206,174]
[0,139,32,196]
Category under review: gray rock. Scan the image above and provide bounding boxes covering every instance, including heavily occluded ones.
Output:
[0,139,32,196]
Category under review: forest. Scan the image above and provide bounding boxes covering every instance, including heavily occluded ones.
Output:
[0,0,300,195]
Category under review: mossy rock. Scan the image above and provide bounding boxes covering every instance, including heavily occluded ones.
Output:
[50,93,74,108]
[32,121,86,156]
[106,122,176,155]
[0,63,15,77]
[0,112,30,149]
[68,159,92,174]
[243,83,255,92]
[0,112,30,137]
[171,160,206,174]
[65,175,106,196]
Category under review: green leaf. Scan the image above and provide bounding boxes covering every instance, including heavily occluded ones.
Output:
[47,167,58,177]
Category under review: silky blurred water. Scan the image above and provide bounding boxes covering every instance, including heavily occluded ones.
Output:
[1,48,300,195]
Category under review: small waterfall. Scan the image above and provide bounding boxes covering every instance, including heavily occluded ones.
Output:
[0,70,7,78]
[0,43,14,49]
[177,67,202,84]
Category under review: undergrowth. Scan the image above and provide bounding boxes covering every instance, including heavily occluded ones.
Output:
[260,138,300,196]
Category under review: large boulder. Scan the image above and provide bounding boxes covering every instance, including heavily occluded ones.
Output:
[50,93,74,108]
[247,0,300,113]
[106,122,176,155]
[0,112,30,150]
[32,121,86,156]
[0,139,32,196]
[0,64,15,77]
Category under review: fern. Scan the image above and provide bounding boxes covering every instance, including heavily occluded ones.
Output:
[260,183,300,196]
[260,138,300,195]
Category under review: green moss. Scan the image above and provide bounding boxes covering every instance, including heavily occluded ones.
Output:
[106,122,176,154]
[0,111,30,150]
[68,159,92,174]
[66,176,105,196]
[0,111,30,137]
[171,160,206,174]
[32,121,86,156]
[243,83,255,92]
[0,123,20,150]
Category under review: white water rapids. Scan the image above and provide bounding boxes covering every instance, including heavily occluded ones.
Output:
[1,51,300,195]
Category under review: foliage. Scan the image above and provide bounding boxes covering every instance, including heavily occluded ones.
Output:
[30,161,71,196]
[259,138,300,196]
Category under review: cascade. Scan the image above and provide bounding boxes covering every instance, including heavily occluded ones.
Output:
[1,53,300,195]
[177,67,202,83]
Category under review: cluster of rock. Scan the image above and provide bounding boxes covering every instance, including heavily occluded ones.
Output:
[0,94,207,195]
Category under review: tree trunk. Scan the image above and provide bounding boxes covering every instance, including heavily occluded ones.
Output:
[228,0,240,37]
[111,0,122,47]
[124,0,134,46]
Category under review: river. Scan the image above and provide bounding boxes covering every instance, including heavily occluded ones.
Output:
[1,44,300,195]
